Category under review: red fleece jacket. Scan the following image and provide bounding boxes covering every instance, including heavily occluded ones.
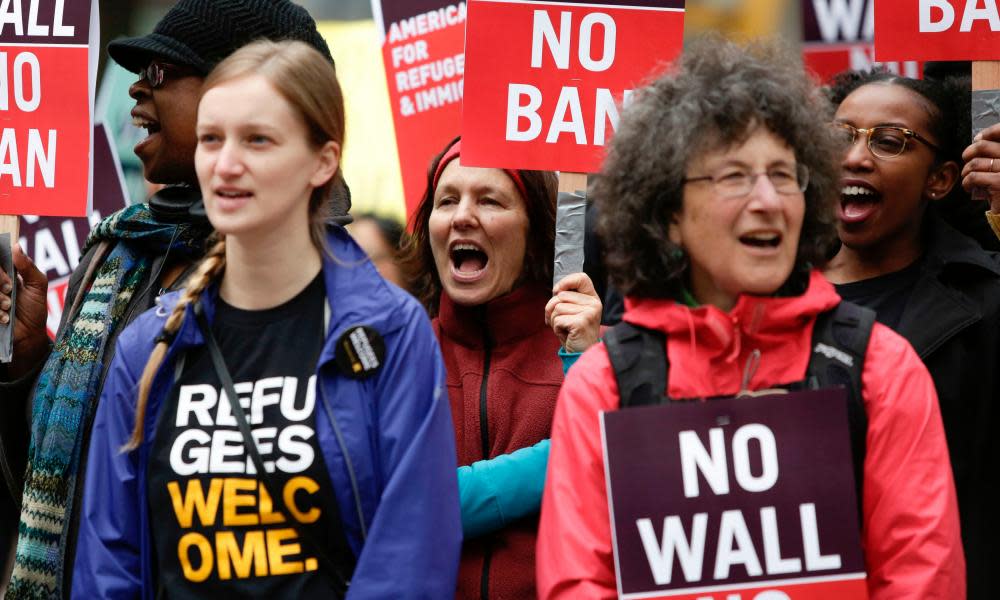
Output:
[537,271,965,599]
[434,283,563,599]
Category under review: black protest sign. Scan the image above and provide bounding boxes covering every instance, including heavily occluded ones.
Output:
[601,389,867,599]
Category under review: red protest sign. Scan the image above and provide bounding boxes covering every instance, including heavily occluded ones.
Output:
[875,0,1000,62]
[601,389,867,600]
[374,1,466,217]
[461,0,684,173]
[802,0,921,82]
[0,0,96,217]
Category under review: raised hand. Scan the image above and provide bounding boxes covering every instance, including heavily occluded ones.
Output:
[545,272,602,354]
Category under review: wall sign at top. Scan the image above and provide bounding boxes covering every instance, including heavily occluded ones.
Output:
[802,0,920,82]
[0,0,98,217]
[875,0,1000,62]
[461,0,685,173]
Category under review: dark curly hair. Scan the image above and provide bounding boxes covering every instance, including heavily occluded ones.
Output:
[593,36,841,299]
[400,136,558,316]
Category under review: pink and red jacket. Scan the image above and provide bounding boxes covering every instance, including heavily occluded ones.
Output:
[537,271,965,599]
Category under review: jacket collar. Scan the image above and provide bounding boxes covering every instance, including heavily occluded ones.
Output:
[436,282,551,348]
[163,225,400,365]
[622,271,840,356]
[922,208,1000,277]
[894,210,998,358]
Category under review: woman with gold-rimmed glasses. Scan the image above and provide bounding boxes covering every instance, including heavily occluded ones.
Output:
[824,70,1000,599]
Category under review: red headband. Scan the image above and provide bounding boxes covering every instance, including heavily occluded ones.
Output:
[431,140,529,201]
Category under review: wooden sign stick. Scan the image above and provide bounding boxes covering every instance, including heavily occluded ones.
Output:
[973,61,1000,93]
[1,215,19,241]
[558,172,588,195]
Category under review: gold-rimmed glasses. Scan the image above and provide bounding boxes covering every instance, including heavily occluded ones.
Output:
[832,122,939,159]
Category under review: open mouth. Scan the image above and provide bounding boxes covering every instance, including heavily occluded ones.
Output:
[739,232,782,248]
[215,189,252,199]
[450,242,488,275]
[840,183,881,223]
[132,115,161,135]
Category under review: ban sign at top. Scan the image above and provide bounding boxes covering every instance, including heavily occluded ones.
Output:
[461,0,685,173]
[875,0,1000,61]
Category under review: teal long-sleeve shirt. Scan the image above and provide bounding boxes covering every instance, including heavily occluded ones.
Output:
[457,347,582,539]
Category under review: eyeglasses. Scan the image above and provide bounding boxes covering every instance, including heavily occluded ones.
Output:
[140,60,196,89]
[682,163,809,198]
[832,122,939,159]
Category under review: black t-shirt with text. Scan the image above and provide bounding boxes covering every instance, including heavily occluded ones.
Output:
[147,274,350,598]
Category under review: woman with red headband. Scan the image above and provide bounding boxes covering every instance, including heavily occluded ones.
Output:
[401,137,601,598]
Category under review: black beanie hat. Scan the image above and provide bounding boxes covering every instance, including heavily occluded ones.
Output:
[108,0,333,75]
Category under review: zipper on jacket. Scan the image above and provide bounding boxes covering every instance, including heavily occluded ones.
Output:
[319,380,368,542]
[479,335,493,461]
[479,331,493,599]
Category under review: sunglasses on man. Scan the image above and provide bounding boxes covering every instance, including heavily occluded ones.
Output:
[140,60,199,89]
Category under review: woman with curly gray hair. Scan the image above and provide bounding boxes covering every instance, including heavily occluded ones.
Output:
[536,38,964,599]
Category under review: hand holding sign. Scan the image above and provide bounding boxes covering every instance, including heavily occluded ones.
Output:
[545,271,602,353]
[962,124,1000,213]
[0,239,47,374]
[1,0,97,362]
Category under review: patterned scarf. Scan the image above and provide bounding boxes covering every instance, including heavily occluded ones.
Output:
[7,202,209,599]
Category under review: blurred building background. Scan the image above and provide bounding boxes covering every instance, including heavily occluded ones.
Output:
[100,0,797,223]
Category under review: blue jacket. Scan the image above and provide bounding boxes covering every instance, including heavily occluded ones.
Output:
[71,227,461,599]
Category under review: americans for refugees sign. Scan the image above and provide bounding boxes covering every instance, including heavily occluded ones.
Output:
[601,390,867,599]
[0,0,97,217]
[372,0,465,216]
[461,0,684,173]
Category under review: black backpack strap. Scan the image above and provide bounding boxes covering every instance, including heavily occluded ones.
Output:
[806,301,876,508]
[605,322,668,408]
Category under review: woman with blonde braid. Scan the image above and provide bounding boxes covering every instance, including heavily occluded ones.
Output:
[71,40,460,599]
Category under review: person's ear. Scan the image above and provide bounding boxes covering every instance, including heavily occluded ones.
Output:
[668,218,682,246]
[925,160,959,201]
[310,141,341,188]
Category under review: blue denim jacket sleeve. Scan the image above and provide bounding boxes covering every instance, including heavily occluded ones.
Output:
[456,347,584,539]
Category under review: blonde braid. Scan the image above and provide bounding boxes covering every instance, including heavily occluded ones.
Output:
[124,237,228,451]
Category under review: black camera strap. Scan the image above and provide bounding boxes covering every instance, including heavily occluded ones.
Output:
[193,305,352,595]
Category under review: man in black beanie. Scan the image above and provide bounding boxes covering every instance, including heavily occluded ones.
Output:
[0,2,339,597]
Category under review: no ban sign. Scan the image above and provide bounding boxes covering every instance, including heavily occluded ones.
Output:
[461,0,684,173]
[0,0,94,217]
